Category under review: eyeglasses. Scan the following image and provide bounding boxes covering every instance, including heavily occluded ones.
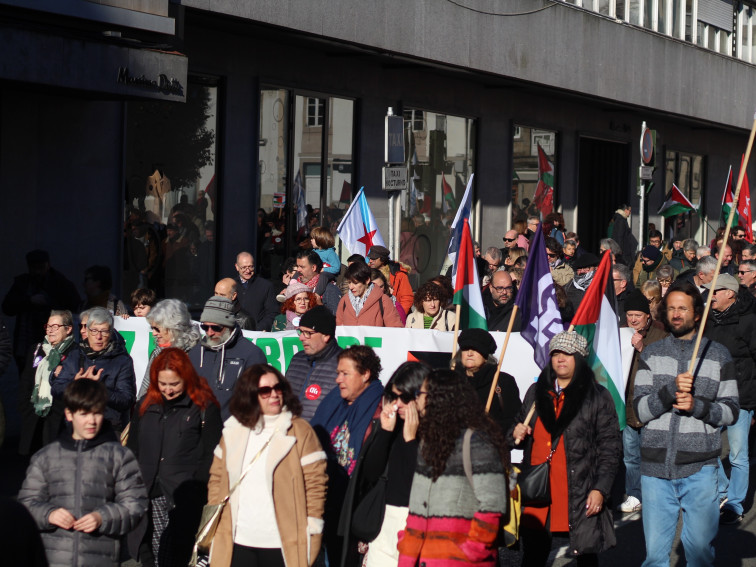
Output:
[44,324,70,331]
[739,270,753,275]
[415,390,429,397]
[491,285,513,293]
[666,306,690,314]
[87,328,110,337]
[258,384,283,398]
[297,328,317,338]
[503,237,516,243]
[546,253,558,259]
[201,323,226,333]
[657,279,672,285]
[293,296,310,303]
[238,266,254,272]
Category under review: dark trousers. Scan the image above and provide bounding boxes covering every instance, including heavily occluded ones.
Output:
[230,544,286,567]
[521,528,598,567]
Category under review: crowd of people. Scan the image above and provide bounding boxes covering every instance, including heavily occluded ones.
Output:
[1,209,752,567]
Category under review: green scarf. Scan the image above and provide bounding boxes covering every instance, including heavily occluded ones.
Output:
[32,336,74,417]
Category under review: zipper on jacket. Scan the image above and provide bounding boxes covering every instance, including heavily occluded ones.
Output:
[73,440,84,566]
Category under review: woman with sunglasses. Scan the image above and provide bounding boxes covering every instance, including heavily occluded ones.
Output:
[136,299,201,398]
[546,237,574,287]
[338,362,432,567]
[18,309,77,455]
[271,281,318,331]
[206,364,327,567]
[127,348,222,567]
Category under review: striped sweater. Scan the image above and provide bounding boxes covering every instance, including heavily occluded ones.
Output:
[397,430,507,567]
[633,335,739,480]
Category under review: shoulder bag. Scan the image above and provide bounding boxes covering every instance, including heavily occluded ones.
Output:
[350,458,390,542]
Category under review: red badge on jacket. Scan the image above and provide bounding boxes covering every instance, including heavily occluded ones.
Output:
[305,384,322,400]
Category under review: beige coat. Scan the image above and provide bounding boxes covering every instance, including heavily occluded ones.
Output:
[404,308,456,330]
[207,412,327,567]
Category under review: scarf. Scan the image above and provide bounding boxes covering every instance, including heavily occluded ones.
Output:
[302,272,320,291]
[711,300,737,324]
[32,336,74,417]
[573,270,595,291]
[310,379,383,476]
[80,336,116,361]
[348,283,374,317]
[285,310,301,330]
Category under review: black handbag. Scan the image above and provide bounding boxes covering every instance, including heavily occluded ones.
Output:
[518,435,561,508]
[350,462,389,542]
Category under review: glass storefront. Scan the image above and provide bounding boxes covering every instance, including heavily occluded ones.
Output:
[511,125,557,223]
[664,150,705,240]
[401,109,475,286]
[123,78,219,311]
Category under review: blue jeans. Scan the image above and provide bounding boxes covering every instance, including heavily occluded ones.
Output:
[641,466,718,567]
[623,425,642,500]
[717,408,753,515]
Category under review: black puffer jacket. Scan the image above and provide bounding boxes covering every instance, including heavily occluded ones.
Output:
[511,360,621,556]
[18,424,148,567]
[704,292,756,410]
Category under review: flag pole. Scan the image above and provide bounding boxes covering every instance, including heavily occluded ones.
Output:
[485,305,519,412]
[687,112,756,374]
[451,305,462,360]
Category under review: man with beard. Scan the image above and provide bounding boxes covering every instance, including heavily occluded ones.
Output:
[702,274,756,524]
[294,250,342,315]
[564,252,600,311]
[634,281,738,565]
[482,270,521,332]
[188,296,266,419]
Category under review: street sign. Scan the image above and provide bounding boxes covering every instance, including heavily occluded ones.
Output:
[385,114,404,164]
[383,166,408,191]
[639,165,653,180]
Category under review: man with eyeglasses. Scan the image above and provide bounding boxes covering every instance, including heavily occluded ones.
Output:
[188,295,265,419]
[545,237,574,287]
[233,251,278,332]
[285,306,342,420]
[702,274,756,525]
[481,270,521,332]
[634,281,738,565]
[737,260,756,293]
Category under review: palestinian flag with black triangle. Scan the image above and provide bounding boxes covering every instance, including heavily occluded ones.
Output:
[658,184,696,218]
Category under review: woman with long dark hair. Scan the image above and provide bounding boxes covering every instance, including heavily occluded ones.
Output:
[207,364,327,567]
[339,361,432,567]
[511,331,621,566]
[397,369,509,567]
[127,348,222,567]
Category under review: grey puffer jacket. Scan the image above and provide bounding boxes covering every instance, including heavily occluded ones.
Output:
[18,425,148,567]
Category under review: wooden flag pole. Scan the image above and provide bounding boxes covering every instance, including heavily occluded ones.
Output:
[514,403,536,446]
[451,304,462,361]
[485,305,519,412]
[687,112,756,374]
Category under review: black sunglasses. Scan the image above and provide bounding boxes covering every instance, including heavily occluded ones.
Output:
[201,323,225,333]
[386,389,421,404]
[258,383,284,398]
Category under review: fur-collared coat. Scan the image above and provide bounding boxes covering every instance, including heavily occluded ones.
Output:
[511,359,621,557]
[207,411,328,567]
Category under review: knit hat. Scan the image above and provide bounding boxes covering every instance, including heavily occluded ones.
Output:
[278,281,312,303]
[573,252,600,269]
[367,245,390,260]
[458,328,498,358]
[623,289,650,315]
[549,331,589,357]
[703,273,739,293]
[298,305,336,337]
[641,245,661,262]
[200,296,236,327]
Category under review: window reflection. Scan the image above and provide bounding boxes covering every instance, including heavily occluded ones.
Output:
[512,125,557,223]
[123,80,218,311]
[664,150,704,239]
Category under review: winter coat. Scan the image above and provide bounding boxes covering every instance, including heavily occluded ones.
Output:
[236,275,279,332]
[207,412,328,567]
[511,362,621,556]
[314,247,341,275]
[188,326,267,419]
[609,211,638,263]
[465,363,521,436]
[550,262,574,287]
[18,425,148,567]
[385,265,415,314]
[704,294,756,410]
[336,287,403,328]
[397,429,507,567]
[52,333,136,432]
[285,339,343,421]
[405,308,456,331]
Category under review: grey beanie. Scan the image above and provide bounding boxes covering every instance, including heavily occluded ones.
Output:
[200,296,236,327]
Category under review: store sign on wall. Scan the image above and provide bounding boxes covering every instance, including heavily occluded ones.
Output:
[116,67,184,97]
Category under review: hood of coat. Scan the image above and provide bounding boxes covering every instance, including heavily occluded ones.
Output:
[57,420,118,451]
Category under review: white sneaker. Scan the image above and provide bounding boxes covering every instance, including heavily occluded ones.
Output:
[618,496,642,513]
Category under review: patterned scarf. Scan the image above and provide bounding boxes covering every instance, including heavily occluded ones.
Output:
[32,336,74,417]
[349,283,374,317]
[302,272,320,291]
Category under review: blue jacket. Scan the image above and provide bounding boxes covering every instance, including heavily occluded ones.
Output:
[315,247,341,275]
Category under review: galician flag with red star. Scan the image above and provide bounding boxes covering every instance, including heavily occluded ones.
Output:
[336,186,386,257]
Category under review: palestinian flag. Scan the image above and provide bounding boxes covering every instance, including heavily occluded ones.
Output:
[452,218,488,330]
[737,154,753,242]
[722,166,739,227]
[571,251,626,429]
[533,144,554,216]
[442,173,456,213]
[658,184,697,218]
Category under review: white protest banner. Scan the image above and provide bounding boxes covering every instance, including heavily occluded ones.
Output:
[114,318,634,398]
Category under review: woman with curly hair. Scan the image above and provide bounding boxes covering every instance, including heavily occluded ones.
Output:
[397,369,509,567]
[272,281,318,331]
[207,365,327,567]
[127,348,222,567]
[405,281,456,331]
[511,331,620,566]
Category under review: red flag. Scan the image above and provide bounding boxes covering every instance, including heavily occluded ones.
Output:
[737,154,752,242]
[533,145,554,216]
[571,251,613,326]
[339,180,352,204]
[419,191,432,215]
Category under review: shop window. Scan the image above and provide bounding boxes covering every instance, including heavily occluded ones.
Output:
[258,90,354,279]
[401,109,475,286]
[512,125,557,223]
[123,78,219,312]
[664,150,705,240]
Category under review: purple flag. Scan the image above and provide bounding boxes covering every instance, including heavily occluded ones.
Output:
[514,225,564,369]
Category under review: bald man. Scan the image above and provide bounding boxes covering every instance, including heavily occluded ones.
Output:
[233,251,278,331]
[482,270,521,332]
[215,277,256,331]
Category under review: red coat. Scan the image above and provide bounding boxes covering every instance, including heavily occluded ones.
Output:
[336,287,403,327]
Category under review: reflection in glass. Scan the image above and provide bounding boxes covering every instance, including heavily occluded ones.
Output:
[512,125,557,224]
[664,150,705,240]
[123,80,218,311]
[402,109,475,287]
